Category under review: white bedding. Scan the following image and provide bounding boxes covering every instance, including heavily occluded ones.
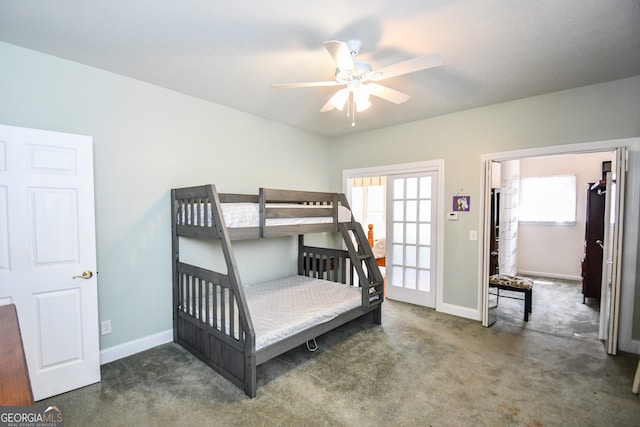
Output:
[182,275,361,350]
[246,276,361,350]
[181,202,351,228]
[371,238,386,259]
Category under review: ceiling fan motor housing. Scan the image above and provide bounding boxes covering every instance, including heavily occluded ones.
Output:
[347,39,362,56]
[335,60,372,83]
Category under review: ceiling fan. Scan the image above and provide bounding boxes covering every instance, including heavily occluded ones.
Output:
[272,40,443,125]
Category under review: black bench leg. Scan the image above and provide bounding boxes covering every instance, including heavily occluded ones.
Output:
[524,289,532,322]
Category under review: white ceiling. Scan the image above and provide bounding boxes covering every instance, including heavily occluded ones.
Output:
[1,0,639,137]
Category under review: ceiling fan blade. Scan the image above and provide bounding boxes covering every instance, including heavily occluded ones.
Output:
[320,99,335,112]
[272,81,341,89]
[324,40,355,72]
[372,53,443,81]
[366,83,410,104]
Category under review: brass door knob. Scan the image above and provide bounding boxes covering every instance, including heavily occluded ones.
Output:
[73,270,94,279]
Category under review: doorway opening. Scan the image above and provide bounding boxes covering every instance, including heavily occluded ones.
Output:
[487,151,613,341]
[479,139,638,354]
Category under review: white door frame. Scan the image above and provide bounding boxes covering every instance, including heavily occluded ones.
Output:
[478,137,640,353]
[343,160,445,312]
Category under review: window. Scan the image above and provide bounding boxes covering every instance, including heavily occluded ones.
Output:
[350,176,386,237]
[519,175,576,223]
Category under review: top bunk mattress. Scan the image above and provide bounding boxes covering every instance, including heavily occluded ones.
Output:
[184,202,352,228]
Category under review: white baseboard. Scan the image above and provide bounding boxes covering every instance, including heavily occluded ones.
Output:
[516,270,582,282]
[100,329,173,365]
[437,302,481,321]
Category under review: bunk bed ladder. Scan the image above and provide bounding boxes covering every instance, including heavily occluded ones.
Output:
[338,220,384,318]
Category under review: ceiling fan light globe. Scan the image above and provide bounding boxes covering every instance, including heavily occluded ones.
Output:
[355,98,371,112]
[331,88,349,111]
[353,88,370,104]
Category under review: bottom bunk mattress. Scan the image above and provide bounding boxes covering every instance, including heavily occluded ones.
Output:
[247,276,361,350]
[183,275,362,351]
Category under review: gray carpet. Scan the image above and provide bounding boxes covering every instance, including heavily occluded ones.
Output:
[40,297,640,426]
[491,276,601,340]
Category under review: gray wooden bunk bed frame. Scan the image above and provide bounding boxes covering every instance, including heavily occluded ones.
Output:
[171,184,384,398]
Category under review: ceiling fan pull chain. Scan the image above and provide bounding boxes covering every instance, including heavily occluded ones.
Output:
[352,95,356,127]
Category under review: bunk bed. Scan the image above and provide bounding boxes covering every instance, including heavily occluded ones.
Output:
[171,185,384,398]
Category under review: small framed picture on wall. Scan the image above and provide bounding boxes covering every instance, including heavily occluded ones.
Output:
[453,195,470,212]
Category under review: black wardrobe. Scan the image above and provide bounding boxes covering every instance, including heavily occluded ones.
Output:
[581,181,606,302]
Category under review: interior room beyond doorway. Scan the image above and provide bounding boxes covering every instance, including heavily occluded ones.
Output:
[488,151,614,341]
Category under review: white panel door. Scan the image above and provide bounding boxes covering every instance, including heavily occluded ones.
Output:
[0,124,100,400]
[386,172,437,308]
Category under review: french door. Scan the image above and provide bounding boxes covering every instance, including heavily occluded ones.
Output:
[600,147,627,354]
[385,172,437,308]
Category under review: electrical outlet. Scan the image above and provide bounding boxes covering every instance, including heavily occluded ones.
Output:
[101,320,112,335]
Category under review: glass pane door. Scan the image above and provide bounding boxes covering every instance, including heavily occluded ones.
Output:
[386,172,437,308]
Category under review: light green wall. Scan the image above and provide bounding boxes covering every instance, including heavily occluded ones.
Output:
[329,76,640,311]
[0,42,329,348]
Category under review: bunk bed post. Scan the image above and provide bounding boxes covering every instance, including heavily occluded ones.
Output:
[332,193,339,231]
[258,188,266,238]
[170,189,180,343]
[297,234,305,275]
[373,301,382,325]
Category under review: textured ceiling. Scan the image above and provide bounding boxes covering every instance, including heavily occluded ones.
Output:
[1,0,639,137]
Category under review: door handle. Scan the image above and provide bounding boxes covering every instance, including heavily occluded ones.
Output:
[73,270,94,279]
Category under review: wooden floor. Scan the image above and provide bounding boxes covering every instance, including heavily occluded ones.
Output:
[0,304,34,406]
